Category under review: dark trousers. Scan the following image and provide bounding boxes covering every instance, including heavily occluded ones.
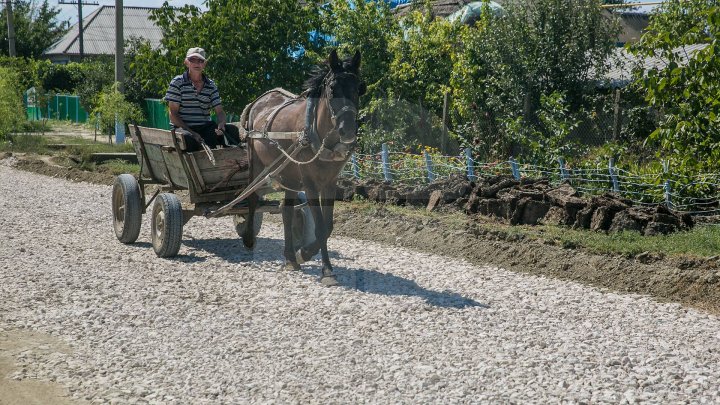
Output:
[181,122,242,152]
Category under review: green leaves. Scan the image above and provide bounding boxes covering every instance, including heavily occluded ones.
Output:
[130,0,321,114]
[0,0,69,58]
[0,67,26,140]
[631,0,720,174]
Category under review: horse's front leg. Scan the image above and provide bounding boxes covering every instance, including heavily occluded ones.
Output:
[281,190,301,271]
[296,188,337,286]
[317,186,339,286]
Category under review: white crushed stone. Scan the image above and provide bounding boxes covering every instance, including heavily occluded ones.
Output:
[2,164,720,403]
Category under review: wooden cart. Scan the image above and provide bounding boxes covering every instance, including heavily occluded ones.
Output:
[111,125,313,257]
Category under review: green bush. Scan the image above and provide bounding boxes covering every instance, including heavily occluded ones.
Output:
[90,83,144,135]
[0,67,27,140]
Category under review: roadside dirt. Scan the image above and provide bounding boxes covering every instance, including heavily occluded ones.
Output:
[3,152,720,314]
[0,330,84,405]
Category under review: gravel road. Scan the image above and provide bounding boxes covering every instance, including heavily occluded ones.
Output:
[2,163,720,404]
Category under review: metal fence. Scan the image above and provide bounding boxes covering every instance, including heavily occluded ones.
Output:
[341,143,720,216]
[24,92,90,123]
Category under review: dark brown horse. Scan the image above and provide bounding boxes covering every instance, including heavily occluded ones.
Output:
[242,50,364,286]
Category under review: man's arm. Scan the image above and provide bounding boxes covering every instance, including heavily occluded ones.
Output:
[214,105,226,134]
[169,102,202,142]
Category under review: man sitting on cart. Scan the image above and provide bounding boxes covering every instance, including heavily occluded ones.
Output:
[164,47,242,152]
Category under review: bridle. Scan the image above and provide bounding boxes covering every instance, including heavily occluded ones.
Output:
[321,71,360,128]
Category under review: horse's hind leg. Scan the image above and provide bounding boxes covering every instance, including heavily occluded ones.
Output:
[280,190,301,271]
[242,193,258,249]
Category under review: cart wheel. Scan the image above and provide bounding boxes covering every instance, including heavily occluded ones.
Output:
[234,212,263,240]
[291,205,316,250]
[151,193,183,258]
[112,174,142,244]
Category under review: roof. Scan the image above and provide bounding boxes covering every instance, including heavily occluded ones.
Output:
[394,0,471,18]
[393,1,649,44]
[44,6,165,58]
[602,43,710,87]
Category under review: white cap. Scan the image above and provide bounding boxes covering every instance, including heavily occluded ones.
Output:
[185,47,206,61]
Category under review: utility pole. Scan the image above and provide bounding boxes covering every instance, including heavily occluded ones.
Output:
[114,0,124,143]
[6,0,16,56]
[115,0,123,91]
[58,0,98,59]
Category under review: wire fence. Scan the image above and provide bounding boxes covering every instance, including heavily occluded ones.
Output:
[341,144,720,216]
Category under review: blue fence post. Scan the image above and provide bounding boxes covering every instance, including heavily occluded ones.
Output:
[424,151,435,182]
[609,158,620,192]
[381,143,392,182]
[558,157,569,181]
[509,157,520,180]
[351,153,360,179]
[465,148,476,181]
[662,160,672,209]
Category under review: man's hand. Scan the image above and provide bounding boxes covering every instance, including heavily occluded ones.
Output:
[215,123,226,137]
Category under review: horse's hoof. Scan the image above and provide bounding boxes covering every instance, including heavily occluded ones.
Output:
[280,262,301,271]
[295,249,306,264]
[242,236,256,250]
[320,275,339,287]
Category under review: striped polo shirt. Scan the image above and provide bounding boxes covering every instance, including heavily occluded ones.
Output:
[164,71,222,127]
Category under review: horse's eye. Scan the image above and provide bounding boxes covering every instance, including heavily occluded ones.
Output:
[358,82,367,96]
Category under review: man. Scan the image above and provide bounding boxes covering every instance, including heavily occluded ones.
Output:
[164,47,241,151]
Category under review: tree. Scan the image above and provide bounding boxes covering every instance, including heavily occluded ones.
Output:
[0,66,25,140]
[320,0,399,101]
[131,0,322,114]
[0,0,69,58]
[451,0,620,160]
[631,0,720,175]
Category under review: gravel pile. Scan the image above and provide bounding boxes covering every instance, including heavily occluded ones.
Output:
[2,163,720,403]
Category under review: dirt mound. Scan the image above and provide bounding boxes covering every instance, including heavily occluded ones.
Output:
[337,175,692,235]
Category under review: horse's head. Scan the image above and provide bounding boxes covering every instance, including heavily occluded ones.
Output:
[318,50,365,144]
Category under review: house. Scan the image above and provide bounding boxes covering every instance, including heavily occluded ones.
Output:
[44,6,166,63]
[393,0,650,45]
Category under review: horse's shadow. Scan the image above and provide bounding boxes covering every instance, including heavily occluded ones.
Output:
[180,237,487,309]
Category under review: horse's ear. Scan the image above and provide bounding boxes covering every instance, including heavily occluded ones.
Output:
[328,49,341,71]
[351,51,361,69]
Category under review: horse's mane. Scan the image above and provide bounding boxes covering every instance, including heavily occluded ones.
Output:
[303,56,356,98]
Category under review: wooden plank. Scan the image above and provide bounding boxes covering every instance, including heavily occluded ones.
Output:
[184,153,208,193]
[136,126,186,150]
[188,148,251,191]
[132,139,153,178]
[161,149,189,189]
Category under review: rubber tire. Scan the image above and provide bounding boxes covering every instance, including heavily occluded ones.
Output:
[291,205,316,251]
[151,193,183,258]
[112,174,142,244]
[234,212,263,240]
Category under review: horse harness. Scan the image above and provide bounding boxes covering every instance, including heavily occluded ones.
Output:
[207,73,358,218]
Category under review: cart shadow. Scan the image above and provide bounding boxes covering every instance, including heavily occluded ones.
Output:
[182,237,285,262]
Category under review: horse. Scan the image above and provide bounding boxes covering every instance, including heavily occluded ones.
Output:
[241,49,364,286]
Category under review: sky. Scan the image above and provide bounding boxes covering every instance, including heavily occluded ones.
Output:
[57,0,661,25]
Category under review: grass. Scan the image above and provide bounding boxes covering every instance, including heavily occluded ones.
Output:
[100,159,140,176]
[532,223,720,258]
[5,130,717,260]
[337,199,720,259]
